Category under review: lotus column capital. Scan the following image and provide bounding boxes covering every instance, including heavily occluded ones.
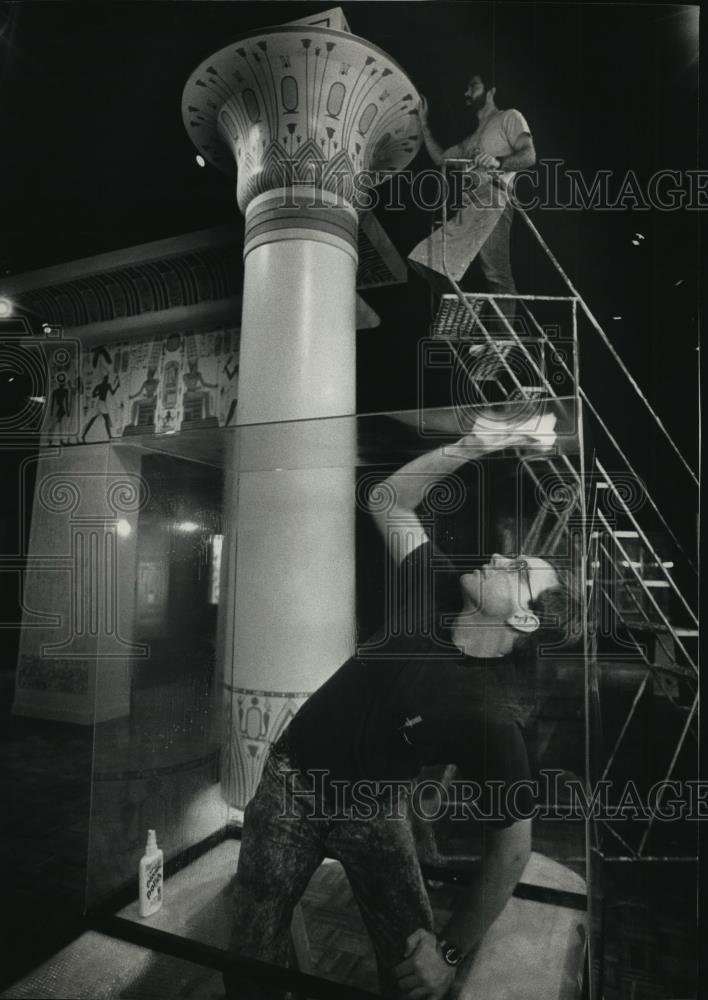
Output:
[183,25,422,215]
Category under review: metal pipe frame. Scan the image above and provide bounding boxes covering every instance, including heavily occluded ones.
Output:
[636,694,698,856]
[522,454,697,866]
[434,168,699,941]
[595,459,697,623]
[596,572,697,784]
[440,161,556,399]
[597,547,696,704]
[518,299,696,574]
[596,511,696,673]
[596,537,689,679]
[512,200,698,485]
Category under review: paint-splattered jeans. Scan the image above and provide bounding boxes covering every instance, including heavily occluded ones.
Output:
[224,735,434,999]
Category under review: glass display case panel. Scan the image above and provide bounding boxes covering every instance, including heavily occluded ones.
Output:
[84,402,590,999]
[86,438,230,912]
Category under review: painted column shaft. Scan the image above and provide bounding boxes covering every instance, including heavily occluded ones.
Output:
[238,189,357,423]
[222,191,358,805]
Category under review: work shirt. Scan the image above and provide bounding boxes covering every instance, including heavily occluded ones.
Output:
[444,108,531,186]
[287,541,533,826]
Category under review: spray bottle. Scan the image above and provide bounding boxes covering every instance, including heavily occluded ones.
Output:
[138,829,163,918]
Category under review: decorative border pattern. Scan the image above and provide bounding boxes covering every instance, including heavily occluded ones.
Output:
[221,686,309,807]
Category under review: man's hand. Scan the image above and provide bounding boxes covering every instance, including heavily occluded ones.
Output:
[394,928,456,1000]
[417,94,429,124]
[473,151,501,170]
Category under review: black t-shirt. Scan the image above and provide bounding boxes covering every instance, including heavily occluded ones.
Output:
[287,541,532,824]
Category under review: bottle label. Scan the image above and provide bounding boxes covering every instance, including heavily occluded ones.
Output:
[145,859,162,903]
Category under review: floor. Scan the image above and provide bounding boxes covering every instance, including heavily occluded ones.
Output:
[3,840,588,1000]
[0,931,227,1000]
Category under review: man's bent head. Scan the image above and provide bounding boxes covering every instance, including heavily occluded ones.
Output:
[457,553,583,655]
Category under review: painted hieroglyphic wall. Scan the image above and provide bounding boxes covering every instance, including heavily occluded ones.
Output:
[42,326,240,445]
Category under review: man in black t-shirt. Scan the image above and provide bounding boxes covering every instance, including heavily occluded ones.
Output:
[225,415,571,1000]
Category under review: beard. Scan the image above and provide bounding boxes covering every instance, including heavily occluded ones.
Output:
[465,91,488,112]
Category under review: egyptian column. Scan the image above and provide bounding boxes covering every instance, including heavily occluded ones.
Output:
[182,9,420,806]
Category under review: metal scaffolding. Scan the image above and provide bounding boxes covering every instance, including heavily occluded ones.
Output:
[429,161,699,997]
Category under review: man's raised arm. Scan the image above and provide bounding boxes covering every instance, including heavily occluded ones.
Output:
[417,95,465,169]
[368,420,554,565]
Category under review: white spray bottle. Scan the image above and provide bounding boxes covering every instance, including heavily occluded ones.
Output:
[138,829,163,918]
